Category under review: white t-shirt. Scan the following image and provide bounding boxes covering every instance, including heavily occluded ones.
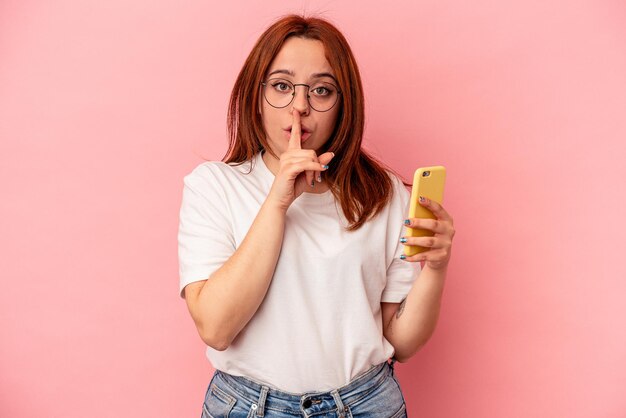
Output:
[178,150,420,393]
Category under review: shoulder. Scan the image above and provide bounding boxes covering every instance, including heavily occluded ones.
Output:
[183,158,255,194]
[186,159,247,180]
[183,161,227,198]
[385,170,410,201]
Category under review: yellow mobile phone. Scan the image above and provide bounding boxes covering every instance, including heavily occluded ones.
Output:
[404,166,446,257]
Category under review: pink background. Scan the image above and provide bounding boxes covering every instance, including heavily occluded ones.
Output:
[1,1,625,417]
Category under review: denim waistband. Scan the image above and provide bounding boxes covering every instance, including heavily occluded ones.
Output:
[214,359,396,416]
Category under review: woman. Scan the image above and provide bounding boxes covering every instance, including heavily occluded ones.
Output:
[178,14,455,418]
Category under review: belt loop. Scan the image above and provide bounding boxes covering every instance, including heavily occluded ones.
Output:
[330,389,346,418]
[255,385,269,417]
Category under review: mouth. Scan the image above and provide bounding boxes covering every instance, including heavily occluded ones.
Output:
[285,125,312,134]
[284,127,312,141]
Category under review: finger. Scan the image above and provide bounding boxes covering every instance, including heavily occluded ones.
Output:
[317,151,335,166]
[315,151,335,183]
[290,158,314,188]
[298,161,330,189]
[400,249,432,262]
[284,157,329,184]
[289,110,312,185]
[286,152,321,187]
[400,236,444,249]
[403,217,447,234]
[286,160,330,174]
[401,248,446,262]
[288,109,302,150]
[418,196,453,223]
[290,147,333,188]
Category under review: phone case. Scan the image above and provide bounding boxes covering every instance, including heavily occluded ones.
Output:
[403,166,446,257]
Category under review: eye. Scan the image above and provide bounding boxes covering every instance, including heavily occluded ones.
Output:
[270,80,292,93]
[311,83,335,96]
[312,87,329,96]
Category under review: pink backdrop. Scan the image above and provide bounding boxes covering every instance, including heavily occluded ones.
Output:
[1,1,625,417]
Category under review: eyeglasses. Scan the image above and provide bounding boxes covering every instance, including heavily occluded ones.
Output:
[260,78,342,112]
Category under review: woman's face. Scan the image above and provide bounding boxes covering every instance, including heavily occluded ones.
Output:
[260,37,340,157]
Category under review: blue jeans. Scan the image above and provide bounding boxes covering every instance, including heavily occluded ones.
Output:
[201,358,407,417]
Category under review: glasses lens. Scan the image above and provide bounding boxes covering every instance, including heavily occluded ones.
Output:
[308,81,339,112]
[263,78,295,108]
[263,78,340,112]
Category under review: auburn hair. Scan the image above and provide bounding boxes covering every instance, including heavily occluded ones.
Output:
[222,14,411,231]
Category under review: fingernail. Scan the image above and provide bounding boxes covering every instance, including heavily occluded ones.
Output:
[311,180,315,187]
[419,196,426,203]
[400,237,407,243]
[331,152,335,157]
[404,219,410,225]
[400,254,406,260]
[317,174,322,182]
[322,165,329,169]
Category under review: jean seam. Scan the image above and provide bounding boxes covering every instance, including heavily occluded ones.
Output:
[215,372,259,406]
[210,382,237,405]
[202,402,215,418]
[216,374,304,414]
[390,402,407,418]
[343,363,392,409]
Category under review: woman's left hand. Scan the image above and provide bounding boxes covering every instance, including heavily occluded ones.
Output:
[401,197,455,270]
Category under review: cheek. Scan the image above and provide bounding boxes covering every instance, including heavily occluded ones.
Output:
[322,113,340,136]
[261,108,282,137]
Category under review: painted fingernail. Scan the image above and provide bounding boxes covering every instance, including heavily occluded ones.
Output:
[400,254,406,260]
[311,180,315,187]
[419,196,426,203]
[404,219,410,225]
[317,174,322,182]
[322,165,329,169]
[400,237,407,243]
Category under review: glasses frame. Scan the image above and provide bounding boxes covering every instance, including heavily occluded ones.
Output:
[260,78,342,113]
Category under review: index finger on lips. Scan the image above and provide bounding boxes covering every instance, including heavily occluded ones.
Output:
[288,109,302,150]
[418,197,453,223]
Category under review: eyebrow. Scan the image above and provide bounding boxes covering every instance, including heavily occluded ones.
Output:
[267,69,338,84]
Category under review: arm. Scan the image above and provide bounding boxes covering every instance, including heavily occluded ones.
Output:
[383,195,454,362]
[382,264,447,362]
[184,200,286,351]
[181,112,332,351]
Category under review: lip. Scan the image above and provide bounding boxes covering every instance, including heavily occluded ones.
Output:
[284,125,312,133]
[284,129,311,141]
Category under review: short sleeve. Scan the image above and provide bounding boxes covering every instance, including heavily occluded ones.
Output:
[177,166,236,299]
[381,175,421,303]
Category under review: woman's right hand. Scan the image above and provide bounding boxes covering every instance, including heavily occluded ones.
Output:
[266,109,335,212]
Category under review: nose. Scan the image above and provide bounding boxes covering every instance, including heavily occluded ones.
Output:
[291,85,310,115]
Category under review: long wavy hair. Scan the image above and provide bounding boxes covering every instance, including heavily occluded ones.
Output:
[222,14,411,231]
